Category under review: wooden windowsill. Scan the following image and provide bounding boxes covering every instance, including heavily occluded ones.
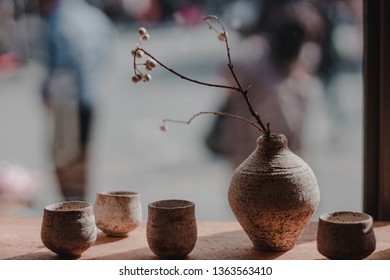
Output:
[0,217,389,260]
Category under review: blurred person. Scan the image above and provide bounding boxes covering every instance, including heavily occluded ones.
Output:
[206,0,330,167]
[0,0,15,54]
[174,0,204,26]
[330,0,363,72]
[0,161,40,215]
[39,0,113,201]
[319,0,363,146]
[122,0,163,23]
[0,0,21,76]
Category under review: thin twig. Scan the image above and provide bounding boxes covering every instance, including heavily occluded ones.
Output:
[132,15,271,136]
[163,111,264,133]
[135,47,239,92]
[203,16,269,135]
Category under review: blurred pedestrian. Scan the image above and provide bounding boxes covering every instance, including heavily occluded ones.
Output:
[0,0,21,77]
[0,161,40,215]
[206,0,330,167]
[39,0,113,201]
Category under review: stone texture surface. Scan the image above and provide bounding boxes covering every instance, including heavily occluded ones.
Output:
[94,191,142,236]
[228,134,320,251]
[147,200,197,258]
[40,201,97,257]
[317,211,376,259]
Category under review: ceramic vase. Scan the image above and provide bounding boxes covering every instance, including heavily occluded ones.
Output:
[228,133,320,251]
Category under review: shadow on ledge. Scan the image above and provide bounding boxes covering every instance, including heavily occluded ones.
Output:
[6,251,80,260]
[88,230,289,260]
[367,248,390,260]
[94,231,127,246]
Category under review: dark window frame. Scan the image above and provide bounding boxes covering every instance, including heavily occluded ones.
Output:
[363,0,390,220]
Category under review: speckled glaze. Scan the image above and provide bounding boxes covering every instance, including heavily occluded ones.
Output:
[41,201,97,257]
[147,199,197,258]
[317,211,376,259]
[94,191,142,236]
[228,134,320,251]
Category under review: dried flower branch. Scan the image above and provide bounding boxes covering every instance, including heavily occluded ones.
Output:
[131,15,271,137]
[160,111,263,132]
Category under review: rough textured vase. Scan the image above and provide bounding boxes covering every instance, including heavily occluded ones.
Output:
[228,133,320,251]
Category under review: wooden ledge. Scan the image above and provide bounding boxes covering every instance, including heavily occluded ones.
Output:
[0,217,389,260]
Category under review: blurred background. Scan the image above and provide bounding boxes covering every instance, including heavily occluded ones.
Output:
[0,0,363,221]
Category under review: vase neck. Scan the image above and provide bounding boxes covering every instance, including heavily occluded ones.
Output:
[256,133,288,153]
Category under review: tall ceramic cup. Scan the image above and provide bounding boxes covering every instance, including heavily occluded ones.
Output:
[147,199,197,258]
[41,201,97,257]
[94,191,142,236]
[317,211,376,259]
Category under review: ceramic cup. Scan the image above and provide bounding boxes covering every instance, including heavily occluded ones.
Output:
[41,201,97,257]
[94,191,142,236]
[147,199,197,258]
[317,211,376,259]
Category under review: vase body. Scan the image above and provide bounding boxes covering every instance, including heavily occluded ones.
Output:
[228,133,320,251]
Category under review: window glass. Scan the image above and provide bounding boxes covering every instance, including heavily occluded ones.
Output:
[0,0,363,220]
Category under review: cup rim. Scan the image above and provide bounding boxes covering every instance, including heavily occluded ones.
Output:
[97,191,140,197]
[44,201,92,212]
[319,211,373,225]
[148,199,194,209]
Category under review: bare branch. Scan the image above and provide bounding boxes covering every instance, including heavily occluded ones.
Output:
[132,16,272,136]
[135,47,239,92]
[202,16,269,135]
[162,111,264,133]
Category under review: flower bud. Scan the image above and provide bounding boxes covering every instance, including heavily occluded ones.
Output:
[141,33,150,42]
[138,27,147,36]
[146,59,157,69]
[218,32,227,42]
[131,75,140,83]
[136,50,144,58]
[160,123,168,132]
[143,74,152,82]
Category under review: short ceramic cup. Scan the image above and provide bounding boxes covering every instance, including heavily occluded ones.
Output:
[41,201,97,257]
[94,191,142,236]
[317,211,376,260]
[147,199,197,258]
